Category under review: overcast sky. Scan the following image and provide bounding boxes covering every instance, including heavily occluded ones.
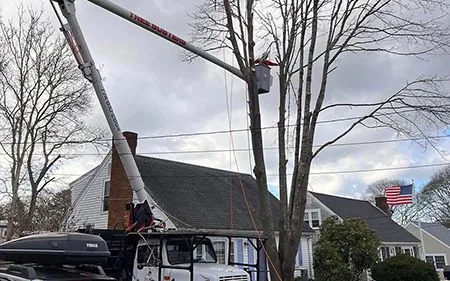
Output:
[1,0,450,199]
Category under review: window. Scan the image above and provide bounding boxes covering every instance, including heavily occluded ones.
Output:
[195,243,204,260]
[426,256,434,265]
[435,256,446,269]
[229,241,235,263]
[103,181,110,212]
[426,255,446,269]
[166,238,217,265]
[389,247,396,257]
[413,247,418,258]
[304,210,321,229]
[402,247,413,256]
[213,241,226,264]
[385,246,415,258]
[137,244,160,266]
[380,247,390,261]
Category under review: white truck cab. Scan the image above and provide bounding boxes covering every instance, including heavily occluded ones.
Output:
[133,235,249,281]
[0,230,265,281]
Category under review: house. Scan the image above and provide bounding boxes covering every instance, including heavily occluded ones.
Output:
[305,191,421,280]
[405,221,450,279]
[0,220,7,243]
[69,132,316,279]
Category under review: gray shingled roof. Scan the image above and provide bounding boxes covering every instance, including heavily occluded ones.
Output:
[311,192,420,243]
[135,155,314,233]
[413,221,450,247]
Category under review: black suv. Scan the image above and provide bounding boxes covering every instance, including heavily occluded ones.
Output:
[0,264,116,281]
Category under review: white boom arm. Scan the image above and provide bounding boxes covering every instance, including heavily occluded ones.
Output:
[84,0,244,80]
[52,0,260,203]
[55,0,148,201]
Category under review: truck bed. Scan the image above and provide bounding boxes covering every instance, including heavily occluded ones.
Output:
[78,229,133,281]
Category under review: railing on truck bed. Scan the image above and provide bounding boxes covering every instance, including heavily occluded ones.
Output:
[78,229,133,281]
[78,228,268,281]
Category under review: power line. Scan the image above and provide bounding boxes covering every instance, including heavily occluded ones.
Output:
[306,163,450,175]
[0,109,420,145]
[0,134,448,157]
[52,162,450,178]
[132,108,419,141]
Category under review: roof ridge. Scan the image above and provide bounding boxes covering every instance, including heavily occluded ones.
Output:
[310,191,370,203]
[311,191,388,216]
[413,221,449,229]
[310,191,420,243]
[135,154,253,177]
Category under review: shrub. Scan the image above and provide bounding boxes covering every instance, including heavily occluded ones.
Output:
[313,217,381,281]
[371,254,439,281]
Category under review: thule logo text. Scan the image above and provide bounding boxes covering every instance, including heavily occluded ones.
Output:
[86,243,98,248]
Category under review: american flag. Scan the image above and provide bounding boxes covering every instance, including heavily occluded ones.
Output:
[384,184,413,206]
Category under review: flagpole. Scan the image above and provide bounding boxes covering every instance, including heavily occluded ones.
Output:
[413,180,426,260]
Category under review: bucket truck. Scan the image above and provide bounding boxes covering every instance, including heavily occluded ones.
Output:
[0,1,272,281]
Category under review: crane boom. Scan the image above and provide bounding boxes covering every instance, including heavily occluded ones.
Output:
[52,0,271,204]
[84,0,245,80]
[55,0,148,201]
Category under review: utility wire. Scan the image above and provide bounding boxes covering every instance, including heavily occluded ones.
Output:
[130,108,421,141]
[0,108,421,145]
[306,162,450,175]
[2,134,447,156]
[52,162,450,178]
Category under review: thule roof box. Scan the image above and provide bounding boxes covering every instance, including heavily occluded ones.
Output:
[0,232,110,265]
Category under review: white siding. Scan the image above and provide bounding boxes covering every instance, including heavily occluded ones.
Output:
[68,153,111,229]
[405,223,450,259]
[300,236,314,278]
[69,153,175,230]
[70,170,93,208]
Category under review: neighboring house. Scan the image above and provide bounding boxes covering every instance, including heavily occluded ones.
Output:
[405,221,450,279]
[305,191,421,280]
[69,132,316,279]
[0,220,7,243]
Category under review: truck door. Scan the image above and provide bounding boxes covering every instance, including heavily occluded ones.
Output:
[133,240,160,281]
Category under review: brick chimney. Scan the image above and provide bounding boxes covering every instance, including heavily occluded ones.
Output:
[375,196,391,216]
[107,131,138,229]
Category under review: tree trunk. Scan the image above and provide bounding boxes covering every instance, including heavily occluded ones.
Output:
[6,164,21,240]
[25,188,39,233]
[247,73,282,281]
[277,71,290,281]
[6,191,19,240]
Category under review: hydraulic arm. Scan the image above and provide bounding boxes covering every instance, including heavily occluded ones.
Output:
[51,0,270,203]
[54,0,148,201]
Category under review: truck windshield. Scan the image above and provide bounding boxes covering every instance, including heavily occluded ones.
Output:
[166,238,217,265]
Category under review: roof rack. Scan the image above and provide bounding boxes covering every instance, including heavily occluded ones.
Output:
[4,265,37,279]
[0,232,110,265]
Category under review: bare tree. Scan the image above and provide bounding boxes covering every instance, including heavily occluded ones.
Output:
[420,165,450,225]
[189,0,450,280]
[365,179,408,200]
[365,178,426,225]
[0,189,72,234]
[32,189,72,233]
[0,7,103,239]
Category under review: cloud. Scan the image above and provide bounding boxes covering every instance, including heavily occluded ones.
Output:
[1,0,449,201]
